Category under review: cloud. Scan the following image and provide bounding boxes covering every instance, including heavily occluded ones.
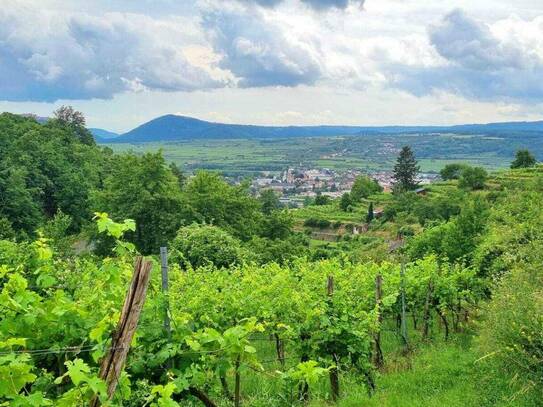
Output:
[203,6,323,87]
[0,4,222,102]
[389,9,543,101]
[238,0,365,10]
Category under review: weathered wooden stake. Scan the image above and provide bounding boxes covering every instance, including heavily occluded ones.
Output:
[90,256,152,406]
[372,274,384,368]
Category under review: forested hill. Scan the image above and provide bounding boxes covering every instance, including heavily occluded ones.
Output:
[108,114,543,142]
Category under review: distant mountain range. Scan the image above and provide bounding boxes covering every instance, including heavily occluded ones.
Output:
[89,128,119,139]
[96,115,543,143]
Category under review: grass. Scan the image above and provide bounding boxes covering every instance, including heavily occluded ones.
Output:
[194,322,535,407]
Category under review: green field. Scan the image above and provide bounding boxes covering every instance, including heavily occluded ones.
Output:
[103,131,539,176]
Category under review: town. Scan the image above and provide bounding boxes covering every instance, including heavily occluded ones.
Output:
[251,167,439,207]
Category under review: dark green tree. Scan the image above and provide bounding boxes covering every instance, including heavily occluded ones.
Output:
[93,152,190,254]
[259,189,281,214]
[366,202,374,223]
[259,210,293,240]
[511,149,537,169]
[53,105,95,145]
[339,192,353,212]
[392,146,419,192]
[314,193,330,206]
[184,171,261,241]
[169,162,186,188]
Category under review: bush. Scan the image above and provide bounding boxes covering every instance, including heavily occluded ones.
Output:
[459,167,487,190]
[303,218,331,229]
[478,260,543,402]
[171,224,243,269]
[440,163,468,180]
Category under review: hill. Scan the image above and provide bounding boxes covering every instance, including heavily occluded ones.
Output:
[89,128,119,140]
[106,114,543,143]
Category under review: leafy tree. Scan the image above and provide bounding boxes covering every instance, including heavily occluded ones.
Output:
[314,193,330,206]
[351,176,382,201]
[393,146,419,192]
[339,192,353,212]
[0,166,42,238]
[53,105,95,145]
[246,233,309,265]
[184,171,261,240]
[93,152,190,254]
[259,210,293,240]
[511,149,537,169]
[0,112,104,236]
[0,216,15,240]
[440,163,468,180]
[458,166,487,190]
[171,224,243,269]
[366,202,374,223]
[259,189,281,215]
[169,162,186,188]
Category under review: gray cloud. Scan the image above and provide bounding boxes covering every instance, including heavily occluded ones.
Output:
[0,5,221,102]
[238,0,365,10]
[203,8,322,87]
[390,9,543,101]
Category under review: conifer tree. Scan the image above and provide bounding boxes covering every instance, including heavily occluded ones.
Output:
[366,202,374,223]
[393,146,419,192]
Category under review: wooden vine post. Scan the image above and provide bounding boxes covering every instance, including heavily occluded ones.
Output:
[327,275,340,402]
[90,256,153,407]
[372,274,384,368]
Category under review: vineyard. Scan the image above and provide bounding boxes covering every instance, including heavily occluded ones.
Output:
[1,113,543,405]
[1,214,484,406]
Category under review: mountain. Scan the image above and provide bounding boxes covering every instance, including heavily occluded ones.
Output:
[89,128,119,140]
[104,114,543,143]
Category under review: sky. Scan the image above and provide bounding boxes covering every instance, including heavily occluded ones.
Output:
[1,0,542,132]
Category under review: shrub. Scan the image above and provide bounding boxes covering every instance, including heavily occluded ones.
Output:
[459,167,487,190]
[171,224,243,269]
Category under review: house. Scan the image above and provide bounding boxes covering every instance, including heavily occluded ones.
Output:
[373,208,384,219]
[415,187,428,195]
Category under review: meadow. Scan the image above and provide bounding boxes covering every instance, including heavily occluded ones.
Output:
[102,131,540,176]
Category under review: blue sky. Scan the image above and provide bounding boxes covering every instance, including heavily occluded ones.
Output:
[1,0,542,132]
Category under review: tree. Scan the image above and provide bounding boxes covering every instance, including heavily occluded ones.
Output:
[458,166,487,190]
[511,149,537,169]
[440,163,468,180]
[169,162,186,188]
[93,152,190,254]
[259,189,281,215]
[366,202,374,223]
[393,146,419,192]
[171,224,243,269]
[184,171,261,241]
[314,193,330,206]
[259,210,293,240]
[53,105,94,145]
[339,192,353,212]
[351,176,382,201]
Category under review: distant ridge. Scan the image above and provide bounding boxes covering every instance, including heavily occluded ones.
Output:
[89,128,119,140]
[102,114,543,143]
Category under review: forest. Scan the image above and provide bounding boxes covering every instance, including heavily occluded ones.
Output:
[1,111,542,406]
